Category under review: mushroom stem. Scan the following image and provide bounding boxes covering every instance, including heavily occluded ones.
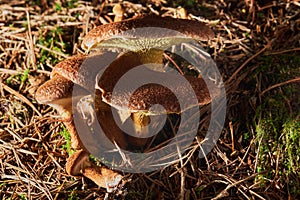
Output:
[66,150,123,191]
[64,121,84,150]
[138,49,164,71]
[128,112,151,147]
[112,4,124,22]
[131,112,151,134]
[94,91,128,149]
[83,166,123,192]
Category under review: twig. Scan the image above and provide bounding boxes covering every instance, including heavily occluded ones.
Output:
[268,47,300,55]
[212,173,265,200]
[177,144,185,200]
[0,68,23,75]
[260,77,300,95]
[232,138,255,175]
[228,42,271,83]
[163,53,184,75]
[26,10,36,69]
[1,81,42,116]
[36,44,69,59]
[229,121,235,153]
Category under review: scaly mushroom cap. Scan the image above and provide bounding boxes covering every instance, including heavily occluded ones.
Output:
[123,76,213,114]
[97,51,219,115]
[35,55,86,105]
[35,74,74,105]
[35,51,120,106]
[82,15,214,51]
[51,55,87,86]
[101,73,217,115]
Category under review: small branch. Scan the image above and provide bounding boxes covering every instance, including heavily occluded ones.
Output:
[268,48,300,55]
[36,44,69,59]
[1,81,42,116]
[260,77,300,96]
[228,42,271,83]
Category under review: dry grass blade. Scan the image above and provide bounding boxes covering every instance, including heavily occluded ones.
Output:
[36,44,69,59]
[212,173,265,200]
[1,81,42,116]
[227,42,271,83]
[268,48,300,55]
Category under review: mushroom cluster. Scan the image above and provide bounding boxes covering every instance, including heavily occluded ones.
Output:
[36,14,216,191]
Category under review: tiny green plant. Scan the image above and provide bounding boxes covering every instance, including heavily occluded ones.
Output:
[6,75,14,85]
[55,3,62,11]
[282,119,300,175]
[5,69,30,86]
[64,0,78,9]
[59,126,75,156]
[20,69,30,83]
[19,194,27,200]
[196,185,205,195]
[37,26,68,67]
[67,188,80,200]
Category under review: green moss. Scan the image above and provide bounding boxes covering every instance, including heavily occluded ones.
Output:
[5,69,30,86]
[64,0,78,9]
[19,194,27,200]
[251,53,300,195]
[59,126,75,156]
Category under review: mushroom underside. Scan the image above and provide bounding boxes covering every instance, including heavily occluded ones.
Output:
[82,15,214,51]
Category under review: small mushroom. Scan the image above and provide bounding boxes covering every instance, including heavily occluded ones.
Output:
[66,149,123,192]
[36,55,86,115]
[35,53,127,150]
[96,51,220,146]
[36,59,81,149]
[36,53,125,190]
[112,4,124,22]
[36,55,88,150]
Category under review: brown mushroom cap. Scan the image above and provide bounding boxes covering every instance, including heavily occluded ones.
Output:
[101,74,217,115]
[66,149,90,176]
[35,52,119,106]
[51,55,87,84]
[98,51,219,115]
[35,74,74,105]
[123,76,214,114]
[82,15,214,51]
[35,54,87,105]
